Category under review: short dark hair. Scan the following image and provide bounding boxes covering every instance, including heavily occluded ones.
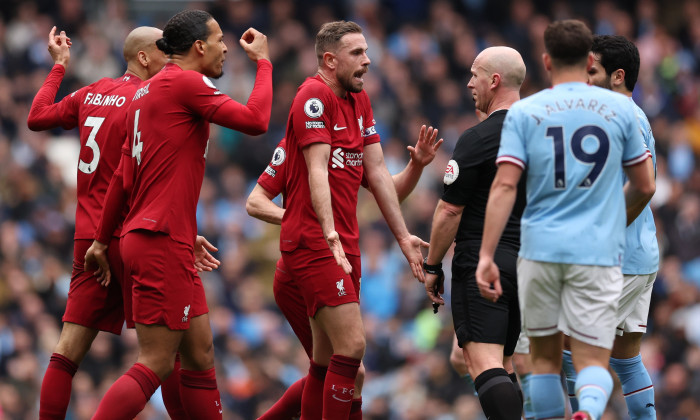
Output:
[156,10,212,55]
[544,20,593,67]
[591,35,640,92]
[315,21,363,61]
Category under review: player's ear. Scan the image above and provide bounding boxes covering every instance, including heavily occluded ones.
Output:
[194,39,206,55]
[542,53,551,72]
[322,51,336,70]
[586,52,594,73]
[137,50,148,67]
[613,69,625,89]
[491,73,501,89]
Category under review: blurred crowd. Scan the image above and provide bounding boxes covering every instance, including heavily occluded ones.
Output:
[1,0,700,419]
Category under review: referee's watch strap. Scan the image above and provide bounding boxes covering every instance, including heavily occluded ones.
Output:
[423,258,442,274]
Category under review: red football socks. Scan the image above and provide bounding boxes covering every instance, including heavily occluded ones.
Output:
[39,353,78,420]
[322,355,360,420]
[259,376,307,419]
[301,360,327,420]
[161,354,188,420]
[180,367,223,420]
[92,363,160,420]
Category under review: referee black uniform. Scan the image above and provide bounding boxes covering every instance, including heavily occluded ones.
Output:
[442,109,526,355]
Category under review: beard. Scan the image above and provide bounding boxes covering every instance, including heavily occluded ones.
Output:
[340,76,363,93]
[591,76,612,90]
[339,68,367,93]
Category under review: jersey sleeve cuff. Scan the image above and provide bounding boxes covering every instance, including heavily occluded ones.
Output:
[496,155,526,170]
[623,152,650,167]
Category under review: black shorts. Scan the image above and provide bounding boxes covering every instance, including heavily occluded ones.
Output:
[451,244,520,356]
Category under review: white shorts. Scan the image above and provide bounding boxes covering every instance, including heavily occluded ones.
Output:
[616,273,656,336]
[514,331,530,354]
[517,258,624,350]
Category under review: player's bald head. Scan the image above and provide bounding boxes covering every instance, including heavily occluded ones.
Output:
[123,26,163,63]
[476,46,526,89]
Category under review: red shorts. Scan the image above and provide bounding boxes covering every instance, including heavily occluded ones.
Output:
[273,258,312,358]
[64,237,127,334]
[281,248,361,318]
[121,230,208,330]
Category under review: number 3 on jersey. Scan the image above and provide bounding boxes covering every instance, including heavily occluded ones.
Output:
[546,125,609,189]
[133,109,143,165]
[78,116,105,174]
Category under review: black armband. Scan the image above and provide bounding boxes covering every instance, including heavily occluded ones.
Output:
[422,258,442,274]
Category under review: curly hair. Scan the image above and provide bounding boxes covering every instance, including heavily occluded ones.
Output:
[156,10,212,55]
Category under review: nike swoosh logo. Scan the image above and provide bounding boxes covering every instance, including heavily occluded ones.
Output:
[332,395,352,402]
[334,125,347,131]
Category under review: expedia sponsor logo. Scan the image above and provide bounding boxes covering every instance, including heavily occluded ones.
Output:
[84,92,127,107]
[331,148,363,169]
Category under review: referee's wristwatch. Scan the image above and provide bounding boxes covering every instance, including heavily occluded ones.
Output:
[422,258,442,275]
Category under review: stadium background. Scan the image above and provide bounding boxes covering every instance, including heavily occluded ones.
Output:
[1,0,699,418]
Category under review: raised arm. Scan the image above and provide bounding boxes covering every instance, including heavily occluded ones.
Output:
[209,28,272,135]
[364,143,428,281]
[390,125,443,202]
[209,59,273,135]
[27,27,75,131]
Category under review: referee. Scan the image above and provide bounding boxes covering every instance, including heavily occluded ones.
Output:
[423,46,526,420]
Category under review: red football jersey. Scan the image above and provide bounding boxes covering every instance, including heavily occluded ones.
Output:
[257,137,369,207]
[27,64,141,240]
[257,138,288,201]
[122,61,273,246]
[280,75,379,256]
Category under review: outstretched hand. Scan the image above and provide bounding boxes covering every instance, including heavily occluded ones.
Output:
[48,26,72,67]
[326,230,352,274]
[398,235,429,282]
[194,235,220,272]
[407,125,443,168]
[476,256,502,303]
[84,240,111,287]
[239,27,270,63]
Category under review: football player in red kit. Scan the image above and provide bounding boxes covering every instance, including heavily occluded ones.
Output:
[279,20,428,419]
[248,126,442,419]
[27,26,170,420]
[87,10,273,420]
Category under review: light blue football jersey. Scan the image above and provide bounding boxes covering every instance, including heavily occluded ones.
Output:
[498,82,649,266]
[622,99,659,274]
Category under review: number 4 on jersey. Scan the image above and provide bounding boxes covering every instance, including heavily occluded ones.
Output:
[133,109,143,165]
